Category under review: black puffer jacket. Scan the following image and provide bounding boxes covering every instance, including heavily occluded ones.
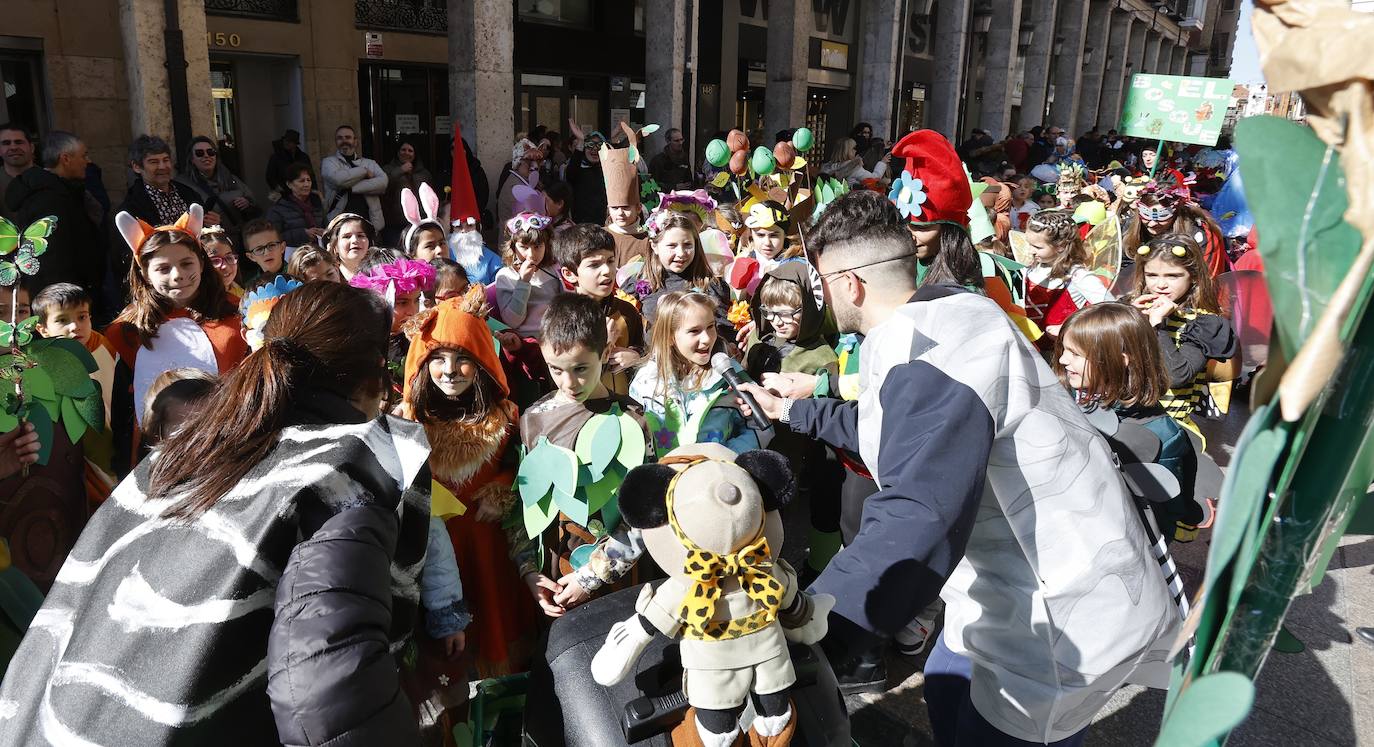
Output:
[5,166,103,293]
[269,503,419,746]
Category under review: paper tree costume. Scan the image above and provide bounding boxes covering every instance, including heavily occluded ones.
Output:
[591,444,832,747]
[0,213,107,593]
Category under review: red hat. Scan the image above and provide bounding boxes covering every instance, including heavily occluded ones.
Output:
[888,130,972,227]
[450,120,480,227]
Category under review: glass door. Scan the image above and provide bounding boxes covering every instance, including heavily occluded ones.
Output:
[0,52,48,135]
[358,63,450,173]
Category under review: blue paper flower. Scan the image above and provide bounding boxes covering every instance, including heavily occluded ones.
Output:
[888,170,928,220]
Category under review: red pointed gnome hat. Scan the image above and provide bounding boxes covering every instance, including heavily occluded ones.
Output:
[450,119,480,228]
[889,130,972,227]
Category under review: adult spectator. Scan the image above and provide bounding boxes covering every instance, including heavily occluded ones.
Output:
[648,128,693,190]
[566,130,608,224]
[0,123,36,221]
[381,137,435,247]
[0,282,425,745]
[320,125,387,231]
[264,128,311,196]
[1001,131,1032,174]
[113,134,211,281]
[849,121,874,154]
[176,135,259,238]
[1026,125,1054,170]
[267,161,326,247]
[739,189,1178,746]
[498,138,543,232]
[956,129,1002,176]
[5,131,102,295]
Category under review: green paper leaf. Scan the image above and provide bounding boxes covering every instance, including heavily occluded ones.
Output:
[585,463,624,514]
[35,348,95,397]
[553,487,588,527]
[75,392,104,432]
[516,437,557,506]
[1206,416,1285,592]
[615,413,647,470]
[585,411,623,480]
[26,403,52,466]
[1236,116,1363,359]
[20,366,54,402]
[59,396,87,445]
[522,493,558,539]
[41,337,99,374]
[1156,672,1255,747]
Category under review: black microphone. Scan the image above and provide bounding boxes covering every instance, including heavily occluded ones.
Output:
[711,353,773,432]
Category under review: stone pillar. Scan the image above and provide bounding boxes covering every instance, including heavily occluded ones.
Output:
[857,0,902,140]
[1074,0,1113,135]
[1174,47,1190,75]
[765,0,809,140]
[1016,0,1058,132]
[1096,11,1133,130]
[1049,0,1091,133]
[929,0,972,139]
[978,0,1023,138]
[646,0,687,156]
[450,0,515,204]
[1142,33,1162,74]
[119,0,214,154]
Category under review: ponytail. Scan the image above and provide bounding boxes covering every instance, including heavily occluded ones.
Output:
[149,282,392,519]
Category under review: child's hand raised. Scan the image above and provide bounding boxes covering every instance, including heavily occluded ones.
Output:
[496,330,523,352]
[606,347,641,372]
[442,631,465,659]
[517,258,539,282]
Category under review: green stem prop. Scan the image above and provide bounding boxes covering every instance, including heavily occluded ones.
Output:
[1149,139,1164,178]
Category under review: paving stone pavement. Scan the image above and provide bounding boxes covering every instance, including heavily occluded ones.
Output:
[842,397,1374,745]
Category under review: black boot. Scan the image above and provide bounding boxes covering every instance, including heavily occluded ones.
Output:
[831,644,888,696]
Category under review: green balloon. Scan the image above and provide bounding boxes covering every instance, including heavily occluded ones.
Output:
[705,139,731,168]
[792,127,815,152]
[751,146,776,176]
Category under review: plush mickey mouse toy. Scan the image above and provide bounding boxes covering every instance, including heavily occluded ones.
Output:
[592,443,834,747]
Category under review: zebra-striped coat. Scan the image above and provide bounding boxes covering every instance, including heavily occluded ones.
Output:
[0,403,432,746]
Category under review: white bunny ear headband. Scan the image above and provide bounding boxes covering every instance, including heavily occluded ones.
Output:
[402,182,445,252]
[115,203,204,256]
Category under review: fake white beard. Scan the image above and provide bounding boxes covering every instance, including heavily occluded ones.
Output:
[449,230,486,268]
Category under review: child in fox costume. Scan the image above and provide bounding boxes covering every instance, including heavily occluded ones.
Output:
[402,287,540,676]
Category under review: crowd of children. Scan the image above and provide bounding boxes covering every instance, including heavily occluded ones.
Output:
[0,124,1248,745]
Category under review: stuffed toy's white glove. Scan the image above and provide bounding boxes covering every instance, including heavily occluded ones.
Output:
[592,615,655,686]
[782,593,834,645]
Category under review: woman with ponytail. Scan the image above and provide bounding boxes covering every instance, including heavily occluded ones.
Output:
[0,281,432,746]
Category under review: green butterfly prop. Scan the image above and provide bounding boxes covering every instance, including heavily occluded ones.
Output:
[515,404,646,543]
[0,215,56,286]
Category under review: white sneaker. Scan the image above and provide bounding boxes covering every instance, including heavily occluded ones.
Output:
[592,617,654,686]
[894,619,933,657]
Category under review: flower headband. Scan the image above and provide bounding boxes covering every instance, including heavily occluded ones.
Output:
[659,189,718,223]
[505,211,552,235]
[645,207,683,239]
[349,257,436,297]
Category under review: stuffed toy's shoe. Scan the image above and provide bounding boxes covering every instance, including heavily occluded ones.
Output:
[671,708,745,747]
[746,701,796,747]
[591,616,654,686]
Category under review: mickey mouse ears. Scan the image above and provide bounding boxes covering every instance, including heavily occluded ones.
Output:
[115,204,204,256]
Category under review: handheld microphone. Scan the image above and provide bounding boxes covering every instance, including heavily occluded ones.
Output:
[711,353,773,432]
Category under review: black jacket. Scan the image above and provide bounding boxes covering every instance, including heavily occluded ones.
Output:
[268,503,420,746]
[267,192,326,247]
[111,178,206,279]
[4,166,103,293]
[265,139,313,194]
